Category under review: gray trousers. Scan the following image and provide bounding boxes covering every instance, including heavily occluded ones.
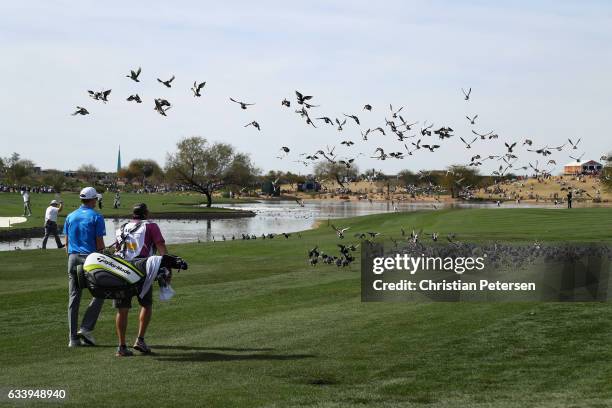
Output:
[42,221,62,249]
[68,254,105,341]
[23,201,32,216]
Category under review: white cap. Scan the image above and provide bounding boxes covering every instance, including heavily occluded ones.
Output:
[79,186,99,200]
[50,199,59,205]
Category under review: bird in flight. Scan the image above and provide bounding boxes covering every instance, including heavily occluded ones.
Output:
[245,121,261,131]
[281,99,291,107]
[157,75,175,88]
[295,90,313,105]
[126,67,142,82]
[338,158,355,168]
[505,142,517,153]
[127,94,142,103]
[343,113,360,125]
[336,118,347,131]
[154,98,171,116]
[462,87,472,100]
[466,115,478,125]
[331,224,350,239]
[398,116,417,130]
[420,123,433,136]
[72,106,89,116]
[422,144,441,152]
[363,104,372,111]
[230,98,255,109]
[316,116,334,125]
[390,104,403,119]
[460,137,477,149]
[569,152,585,162]
[371,127,385,136]
[372,148,388,160]
[88,89,111,103]
[472,130,494,140]
[568,138,581,150]
[191,81,206,97]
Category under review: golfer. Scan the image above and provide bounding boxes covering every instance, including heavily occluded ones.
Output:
[21,189,32,217]
[567,190,573,209]
[113,203,167,357]
[64,187,106,347]
[42,199,64,249]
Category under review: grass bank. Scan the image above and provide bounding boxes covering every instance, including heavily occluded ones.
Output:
[0,208,611,407]
[0,192,257,232]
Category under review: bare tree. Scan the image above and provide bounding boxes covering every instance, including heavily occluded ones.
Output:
[78,164,100,183]
[166,136,258,207]
[314,161,359,189]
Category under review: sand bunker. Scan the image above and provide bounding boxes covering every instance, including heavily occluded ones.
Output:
[0,217,28,228]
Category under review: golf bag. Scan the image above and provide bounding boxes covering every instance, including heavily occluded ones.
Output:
[77,253,188,300]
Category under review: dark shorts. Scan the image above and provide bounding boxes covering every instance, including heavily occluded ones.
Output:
[113,287,153,309]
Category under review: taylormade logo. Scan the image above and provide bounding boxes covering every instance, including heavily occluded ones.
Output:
[97,257,132,275]
[372,254,486,275]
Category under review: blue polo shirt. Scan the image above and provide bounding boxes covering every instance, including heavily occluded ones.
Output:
[63,205,106,254]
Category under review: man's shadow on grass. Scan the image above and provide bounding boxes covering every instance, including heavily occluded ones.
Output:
[149,345,315,363]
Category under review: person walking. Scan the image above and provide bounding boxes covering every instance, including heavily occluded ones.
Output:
[21,189,32,216]
[113,192,121,209]
[567,190,573,209]
[63,187,106,347]
[42,199,64,249]
[113,203,167,357]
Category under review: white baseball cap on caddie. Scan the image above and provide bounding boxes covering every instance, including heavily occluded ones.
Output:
[79,186,99,200]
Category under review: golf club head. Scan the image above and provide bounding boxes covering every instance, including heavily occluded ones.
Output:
[161,254,188,270]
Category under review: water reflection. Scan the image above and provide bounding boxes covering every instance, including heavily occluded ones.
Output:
[0,200,558,251]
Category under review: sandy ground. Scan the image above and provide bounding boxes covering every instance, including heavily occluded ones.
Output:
[279,175,611,203]
[0,217,28,228]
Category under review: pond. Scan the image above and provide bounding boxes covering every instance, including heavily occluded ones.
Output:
[0,200,559,251]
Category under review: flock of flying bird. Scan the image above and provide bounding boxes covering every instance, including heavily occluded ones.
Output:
[71,67,606,267]
[72,69,600,188]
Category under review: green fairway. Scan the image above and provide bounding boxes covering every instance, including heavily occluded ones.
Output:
[0,192,256,230]
[1,208,612,407]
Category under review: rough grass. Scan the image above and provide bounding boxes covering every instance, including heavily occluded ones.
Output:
[0,208,611,407]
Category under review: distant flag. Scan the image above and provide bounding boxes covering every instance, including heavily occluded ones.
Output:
[117,145,122,172]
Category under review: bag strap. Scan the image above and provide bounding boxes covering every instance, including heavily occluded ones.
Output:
[115,221,145,257]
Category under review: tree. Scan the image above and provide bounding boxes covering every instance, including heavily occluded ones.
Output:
[78,164,100,183]
[442,165,480,198]
[117,167,136,183]
[314,161,359,188]
[397,169,417,186]
[3,153,34,184]
[361,168,385,182]
[127,159,164,187]
[42,170,67,193]
[603,153,612,192]
[223,153,260,190]
[165,136,258,207]
[284,171,303,191]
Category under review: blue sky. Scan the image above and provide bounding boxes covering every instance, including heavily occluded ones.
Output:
[1,1,611,175]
